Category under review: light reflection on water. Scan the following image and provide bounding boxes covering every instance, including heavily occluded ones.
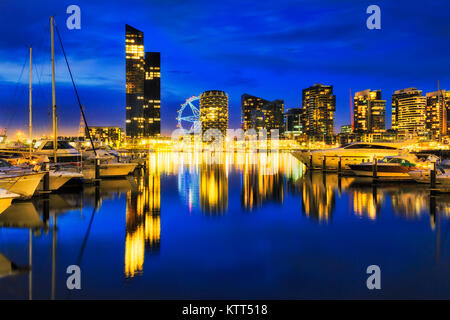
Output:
[0,152,449,299]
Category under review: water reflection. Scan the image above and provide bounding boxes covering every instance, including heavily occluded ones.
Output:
[200,162,228,215]
[125,154,161,278]
[0,151,449,299]
[301,173,336,222]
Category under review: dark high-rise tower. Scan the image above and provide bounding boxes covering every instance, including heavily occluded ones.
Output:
[125,24,161,139]
[144,52,161,136]
[125,24,145,139]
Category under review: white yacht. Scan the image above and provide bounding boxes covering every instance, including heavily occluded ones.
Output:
[0,171,45,199]
[81,162,137,181]
[408,166,450,185]
[0,158,83,192]
[292,142,406,170]
[33,140,81,164]
[79,145,137,180]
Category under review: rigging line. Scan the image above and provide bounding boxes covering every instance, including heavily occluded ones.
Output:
[4,49,29,130]
[76,206,97,266]
[66,204,97,300]
[53,22,97,156]
[6,21,49,134]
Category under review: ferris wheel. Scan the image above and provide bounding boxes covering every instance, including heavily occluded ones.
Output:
[176,95,201,134]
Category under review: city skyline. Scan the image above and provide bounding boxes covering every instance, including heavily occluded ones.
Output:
[0,0,449,137]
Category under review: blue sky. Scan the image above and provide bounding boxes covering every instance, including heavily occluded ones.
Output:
[0,0,449,137]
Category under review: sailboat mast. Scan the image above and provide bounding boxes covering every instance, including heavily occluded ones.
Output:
[29,46,32,159]
[438,80,447,138]
[51,16,57,162]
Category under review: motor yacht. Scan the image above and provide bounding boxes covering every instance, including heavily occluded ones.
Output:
[81,162,137,181]
[79,145,137,181]
[292,142,406,171]
[347,155,434,180]
[33,140,82,164]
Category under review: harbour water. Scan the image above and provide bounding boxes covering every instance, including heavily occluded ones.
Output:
[0,152,449,299]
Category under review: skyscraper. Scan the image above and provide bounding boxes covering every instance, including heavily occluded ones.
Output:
[125,24,145,139]
[426,90,449,139]
[393,88,426,136]
[391,88,422,132]
[302,84,336,143]
[241,94,284,135]
[199,90,229,135]
[125,24,161,139]
[144,52,161,137]
[353,89,386,134]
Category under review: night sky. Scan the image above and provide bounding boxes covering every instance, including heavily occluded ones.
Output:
[0,0,449,137]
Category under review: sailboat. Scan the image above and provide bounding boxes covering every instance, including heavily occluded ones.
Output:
[0,40,83,192]
[45,17,136,181]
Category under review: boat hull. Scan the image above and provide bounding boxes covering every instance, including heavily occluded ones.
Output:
[0,172,45,199]
[37,171,84,191]
[82,163,137,181]
[292,149,403,171]
[0,189,20,215]
[348,164,413,180]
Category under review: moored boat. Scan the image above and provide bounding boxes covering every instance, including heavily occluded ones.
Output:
[0,171,45,199]
[348,155,432,180]
[292,142,406,171]
[81,162,137,181]
[408,166,450,185]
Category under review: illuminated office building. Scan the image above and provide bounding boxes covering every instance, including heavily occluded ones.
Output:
[353,89,386,134]
[302,84,336,144]
[125,24,161,139]
[199,90,229,135]
[241,94,284,135]
[426,90,449,139]
[86,126,124,147]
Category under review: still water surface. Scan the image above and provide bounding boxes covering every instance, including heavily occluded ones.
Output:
[0,152,449,299]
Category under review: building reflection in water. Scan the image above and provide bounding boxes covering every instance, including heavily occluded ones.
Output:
[351,185,383,220]
[199,153,228,215]
[125,153,161,278]
[301,173,335,222]
[133,152,449,229]
[240,152,284,211]
[391,188,429,219]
